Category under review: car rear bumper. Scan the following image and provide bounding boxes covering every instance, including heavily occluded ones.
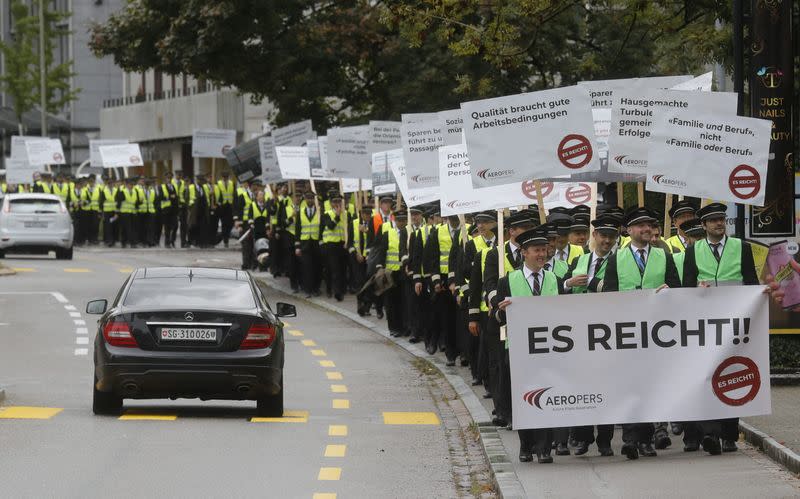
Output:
[0,228,73,249]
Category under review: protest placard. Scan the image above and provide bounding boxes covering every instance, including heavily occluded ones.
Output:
[341,178,372,193]
[10,135,41,160]
[25,138,65,165]
[578,75,693,109]
[4,157,42,185]
[98,143,143,168]
[275,146,310,180]
[607,89,737,175]
[368,121,402,155]
[90,139,128,167]
[371,150,398,195]
[255,136,283,183]
[645,111,771,206]
[462,86,599,188]
[192,129,237,158]
[438,109,464,146]
[224,135,262,183]
[327,126,370,178]
[400,113,443,189]
[273,120,315,147]
[507,286,770,429]
[387,148,439,207]
[671,72,714,92]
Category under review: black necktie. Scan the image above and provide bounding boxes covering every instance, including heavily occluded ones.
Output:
[531,272,541,296]
[514,248,522,267]
[711,243,721,262]
[594,257,604,277]
[637,249,647,270]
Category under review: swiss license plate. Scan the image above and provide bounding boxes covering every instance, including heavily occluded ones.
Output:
[24,221,48,228]
[160,327,217,342]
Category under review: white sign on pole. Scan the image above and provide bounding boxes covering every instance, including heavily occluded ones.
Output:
[462,86,600,188]
[368,121,402,155]
[5,157,43,185]
[645,111,771,206]
[670,72,714,92]
[578,75,693,109]
[258,136,282,184]
[607,89,737,175]
[341,178,372,193]
[387,148,439,207]
[327,126,370,178]
[438,144,591,216]
[273,120,315,147]
[192,129,237,158]
[507,286,770,429]
[438,109,464,146]
[400,113,443,189]
[371,150,398,195]
[25,138,65,165]
[98,143,144,168]
[275,146,311,180]
[318,136,329,173]
[10,135,39,160]
[90,139,129,167]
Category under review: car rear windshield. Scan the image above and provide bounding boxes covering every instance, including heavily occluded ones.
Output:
[8,198,62,214]
[123,278,256,309]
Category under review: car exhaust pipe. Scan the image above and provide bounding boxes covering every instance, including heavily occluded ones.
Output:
[235,384,251,395]
[122,382,139,394]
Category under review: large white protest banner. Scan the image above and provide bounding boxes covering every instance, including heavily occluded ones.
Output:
[388,148,439,207]
[192,129,237,158]
[257,136,282,183]
[5,157,42,185]
[11,135,41,160]
[438,144,592,215]
[99,143,143,168]
[327,126,370,178]
[401,113,443,189]
[607,89,737,175]
[438,109,464,146]
[273,120,315,147]
[507,286,770,429]
[90,139,128,167]
[25,138,65,165]
[372,150,398,195]
[275,146,310,180]
[368,121,402,155]
[462,86,600,188]
[645,112,771,206]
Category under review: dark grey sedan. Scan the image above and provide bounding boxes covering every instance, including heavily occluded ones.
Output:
[86,267,295,416]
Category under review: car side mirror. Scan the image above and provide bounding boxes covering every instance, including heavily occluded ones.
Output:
[275,302,296,318]
[86,299,108,315]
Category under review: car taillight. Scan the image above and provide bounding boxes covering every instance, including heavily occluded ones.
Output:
[102,321,138,347]
[240,323,276,350]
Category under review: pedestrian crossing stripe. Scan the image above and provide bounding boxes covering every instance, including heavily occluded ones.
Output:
[251,410,309,423]
[313,494,336,499]
[325,371,343,380]
[11,268,36,272]
[311,349,327,357]
[0,406,63,419]
[382,412,440,425]
[317,467,341,481]
[301,339,317,346]
[330,385,348,393]
[319,360,335,367]
[332,399,349,409]
[328,425,347,436]
[324,444,346,457]
[63,268,91,273]
[118,268,134,273]
[119,411,177,421]
[287,330,304,337]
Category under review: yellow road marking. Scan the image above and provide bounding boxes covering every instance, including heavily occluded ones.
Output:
[313,494,336,499]
[317,467,341,481]
[282,321,292,327]
[328,425,348,436]
[288,330,304,337]
[324,444,347,458]
[11,267,36,272]
[0,406,62,419]
[332,399,350,409]
[251,410,309,423]
[382,412,441,425]
[330,384,348,393]
[311,349,326,357]
[118,268,133,273]
[319,360,335,367]
[301,339,317,346]
[325,371,343,380]
[64,268,91,273]
[119,413,177,421]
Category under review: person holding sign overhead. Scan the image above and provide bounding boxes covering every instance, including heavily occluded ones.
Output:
[599,206,681,460]
[493,225,563,464]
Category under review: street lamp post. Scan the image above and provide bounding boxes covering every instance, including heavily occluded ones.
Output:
[38,0,47,137]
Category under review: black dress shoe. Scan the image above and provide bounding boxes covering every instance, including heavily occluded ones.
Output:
[408,337,420,343]
[482,392,492,399]
[460,359,469,367]
[574,442,589,456]
[721,439,738,453]
[654,433,672,450]
[537,452,553,464]
[671,422,683,435]
[506,422,513,431]
[334,294,343,302]
[425,344,437,355]
[445,359,455,367]
[637,442,657,457]
[376,309,384,319]
[471,379,482,386]
[555,443,570,456]
[621,443,639,460]
[598,447,614,457]
[683,441,699,452]
[519,450,533,462]
[701,436,722,455]
[491,416,507,427]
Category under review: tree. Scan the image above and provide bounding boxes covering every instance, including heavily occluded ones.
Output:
[0,0,79,134]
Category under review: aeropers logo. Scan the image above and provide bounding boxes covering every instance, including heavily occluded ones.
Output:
[523,387,604,411]
[410,174,437,184]
[446,199,480,210]
[651,175,687,188]
[477,168,514,180]
[613,155,646,168]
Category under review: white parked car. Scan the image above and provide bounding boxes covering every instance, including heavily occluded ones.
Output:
[0,193,74,259]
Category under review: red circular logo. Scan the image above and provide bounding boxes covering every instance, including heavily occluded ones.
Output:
[53,153,63,162]
[728,164,761,200]
[557,134,593,170]
[130,156,141,164]
[711,356,761,407]
[222,145,232,155]
[566,183,591,205]
[521,181,552,200]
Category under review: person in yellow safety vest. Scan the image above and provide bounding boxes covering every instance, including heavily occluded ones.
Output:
[477,210,537,429]
[216,171,235,248]
[404,206,431,341]
[492,225,563,464]
[140,178,158,247]
[100,176,120,247]
[116,177,139,248]
[173,171,188,248]
[568,205,591,250]
[82,175,101,245]
[544,211,583,278]
[295,190,322,297]
[187,175,209,248]
[52,174,71,205]
[267,183,288,276]
[159,172,179,248]
[132,177,146,245]
[33,172,53,194]
[278,191,303,292]
[350,205,374,317]
[320,190,348,301]
[374,205,410,336]
[671,218,706,285]
[234,180,252,224]
[665,200,696,253]
[238,180,262,269]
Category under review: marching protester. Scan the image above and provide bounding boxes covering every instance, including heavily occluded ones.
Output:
[321,190,348,302]
[374,205,410,336]
[666,200,697,253]
[159,172,179,248]
[216,172,235,248]
[297,190,322,298]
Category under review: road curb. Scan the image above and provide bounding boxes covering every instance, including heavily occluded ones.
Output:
[0,386,5,404]
[770,374,800,386]
[739,420,800,475]
[258,275,527,498]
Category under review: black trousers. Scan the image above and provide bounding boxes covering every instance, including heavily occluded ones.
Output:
[465,310,481,381]
[269,231,282,275]
[498,345,512,422]
[207,209,219,246]
[300,239,322,294]
[161,208,178,246]
[519,428,553,455]
[482,315,505,417]
[120,213,136,246]
[281,232,300,290]
[384,271,405,334]
[218,204,233,244]
[573,425,615,449]
[622,423,655,445]
[178,206,188,247]
[136,213,147,245]
[87,211,99,244]
[350,253,370,311]
[683,417,739,443]
[73,211,86,245]
[322,242,346,297]
[103,212,117,246]
[241,231,254,269]
[477,312,490,385]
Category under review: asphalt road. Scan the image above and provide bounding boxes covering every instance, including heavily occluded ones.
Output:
[0,248,485,499]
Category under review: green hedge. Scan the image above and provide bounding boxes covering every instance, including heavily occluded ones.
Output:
[770,335,800,370]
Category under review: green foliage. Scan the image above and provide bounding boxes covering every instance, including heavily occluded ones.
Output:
[770,335,800,370]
